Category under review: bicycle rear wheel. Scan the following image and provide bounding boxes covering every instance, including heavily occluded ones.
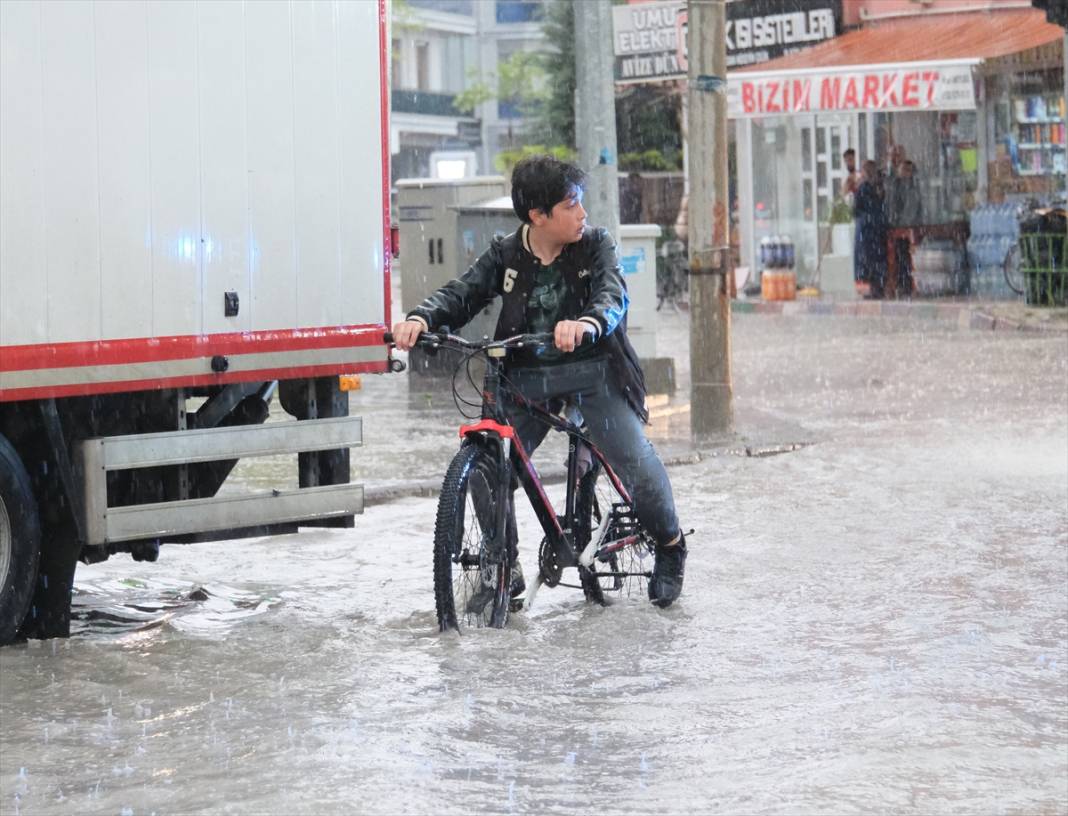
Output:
[1003,243,1025,296]
[575,463,654,603]
[433,442,513,632]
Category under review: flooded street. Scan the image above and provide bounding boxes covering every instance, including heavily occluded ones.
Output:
[2,314,1066,815]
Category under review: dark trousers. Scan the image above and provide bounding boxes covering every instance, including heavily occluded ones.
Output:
[503,359,680,546]
[893,237,913,297]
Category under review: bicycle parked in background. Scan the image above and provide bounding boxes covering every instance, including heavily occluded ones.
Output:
[384,331,656,632]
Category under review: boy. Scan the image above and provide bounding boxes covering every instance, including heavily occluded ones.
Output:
[391,155,686,607]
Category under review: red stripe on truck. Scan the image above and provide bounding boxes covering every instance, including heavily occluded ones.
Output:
[0,324,387,372]
[0,360,391,402]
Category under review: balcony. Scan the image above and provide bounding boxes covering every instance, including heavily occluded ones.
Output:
[392,89,462,118]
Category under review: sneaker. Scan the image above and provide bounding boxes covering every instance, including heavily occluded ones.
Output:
[648,535,687,608]
[509,560,526,599]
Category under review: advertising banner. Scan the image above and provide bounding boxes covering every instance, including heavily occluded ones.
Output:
[613,0,840,84]
[728,63,977,117]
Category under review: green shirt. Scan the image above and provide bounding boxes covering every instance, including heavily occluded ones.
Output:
[521,259,602,365]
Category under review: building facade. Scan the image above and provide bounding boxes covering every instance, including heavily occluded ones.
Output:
[391,0,548,182]
[730,1,1065,290]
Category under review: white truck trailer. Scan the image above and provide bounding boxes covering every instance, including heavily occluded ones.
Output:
[0,0,395,643]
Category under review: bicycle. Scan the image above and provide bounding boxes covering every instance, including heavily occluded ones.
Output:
[384,330,657,632]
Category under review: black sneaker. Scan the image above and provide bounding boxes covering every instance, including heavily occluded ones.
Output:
[648,535,687,608]
[509,560,526,599]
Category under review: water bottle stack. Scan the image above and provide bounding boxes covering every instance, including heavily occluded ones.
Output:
[760,235,797,301]
[966,203,1021,299]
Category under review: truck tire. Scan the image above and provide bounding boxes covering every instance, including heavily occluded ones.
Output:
[0,435,40,646]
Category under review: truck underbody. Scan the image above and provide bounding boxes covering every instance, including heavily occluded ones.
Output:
[0,376,360,644]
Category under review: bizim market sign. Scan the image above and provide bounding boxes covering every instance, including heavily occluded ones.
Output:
[613,0,840,84]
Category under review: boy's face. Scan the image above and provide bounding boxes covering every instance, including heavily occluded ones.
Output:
[531,186,587,244]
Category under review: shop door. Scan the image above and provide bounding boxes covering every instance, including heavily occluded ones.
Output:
[813,115,853,224]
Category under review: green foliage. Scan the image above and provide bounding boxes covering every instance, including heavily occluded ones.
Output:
[453,70,496,116]
[494,144,578,174]
[454,51,548,119]
[829,197,853,224]
[391,0,421,32]
[528,0,576,148]
[619,149,683,172]
[616,83,683,162]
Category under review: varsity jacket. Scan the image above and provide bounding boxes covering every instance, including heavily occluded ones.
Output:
[407,225,649,422]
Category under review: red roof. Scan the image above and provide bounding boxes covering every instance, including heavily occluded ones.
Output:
[737,9,1064,73]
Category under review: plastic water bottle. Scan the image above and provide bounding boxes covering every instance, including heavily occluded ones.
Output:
[782,235,795,269]
[759,236,773,268]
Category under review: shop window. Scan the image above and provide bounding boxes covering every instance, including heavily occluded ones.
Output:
[990,67,1066,204]
[496,0,543,24]
[938,111,978,220]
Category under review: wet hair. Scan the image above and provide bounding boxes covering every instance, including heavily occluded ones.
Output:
[843,148,855,159]
[510,155,587,224]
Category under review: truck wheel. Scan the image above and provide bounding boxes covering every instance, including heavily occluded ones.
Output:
[0,435,40,646]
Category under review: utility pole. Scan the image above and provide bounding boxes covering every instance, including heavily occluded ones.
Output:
[687,0,733,439]
[573,0,620,240]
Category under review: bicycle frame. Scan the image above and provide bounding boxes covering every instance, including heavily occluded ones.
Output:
[458,346,632,569]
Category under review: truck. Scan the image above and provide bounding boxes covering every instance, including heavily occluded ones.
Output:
[0,0,395,644]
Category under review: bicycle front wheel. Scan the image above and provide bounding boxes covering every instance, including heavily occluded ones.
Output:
[433,442,513,632]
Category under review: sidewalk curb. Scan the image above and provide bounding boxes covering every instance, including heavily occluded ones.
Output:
[731,299,1067,333]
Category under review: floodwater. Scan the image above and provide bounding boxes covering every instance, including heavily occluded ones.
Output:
[1,315,1066,815]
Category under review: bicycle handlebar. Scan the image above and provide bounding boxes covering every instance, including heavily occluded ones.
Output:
[383,330,591,352]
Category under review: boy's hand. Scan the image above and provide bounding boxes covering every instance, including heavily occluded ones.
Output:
[391,319,425,351]
[554,320,595,353]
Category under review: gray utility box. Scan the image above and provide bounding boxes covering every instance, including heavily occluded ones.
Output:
[396,177,515,377]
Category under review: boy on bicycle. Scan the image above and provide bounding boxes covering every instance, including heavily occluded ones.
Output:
[391,155,687,608]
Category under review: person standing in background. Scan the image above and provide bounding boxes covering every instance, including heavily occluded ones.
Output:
[885,159,924,297]
[854,160,888,298]
[842,148,860,200]
[885,143,906,181]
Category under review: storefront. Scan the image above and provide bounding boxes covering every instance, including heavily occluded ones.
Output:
[728,8,1065,286]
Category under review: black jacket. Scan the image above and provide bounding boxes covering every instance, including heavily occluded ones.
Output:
[408,226,628,339]
[408,226,649,422]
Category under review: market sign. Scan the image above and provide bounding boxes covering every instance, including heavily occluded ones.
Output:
[727,62,978,117]
[612,0,841,85]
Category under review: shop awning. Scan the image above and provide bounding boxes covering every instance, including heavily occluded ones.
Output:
[728,9,1065,118]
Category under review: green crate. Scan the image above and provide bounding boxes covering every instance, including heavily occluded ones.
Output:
[1018,232,1066,307]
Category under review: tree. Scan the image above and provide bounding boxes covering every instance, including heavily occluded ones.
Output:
[529,0,577,148]
[453,0,575,152]
[615,83,684,170]
[454,51,547,122]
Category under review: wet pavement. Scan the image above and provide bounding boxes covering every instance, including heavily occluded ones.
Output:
[1,311,1066,814]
